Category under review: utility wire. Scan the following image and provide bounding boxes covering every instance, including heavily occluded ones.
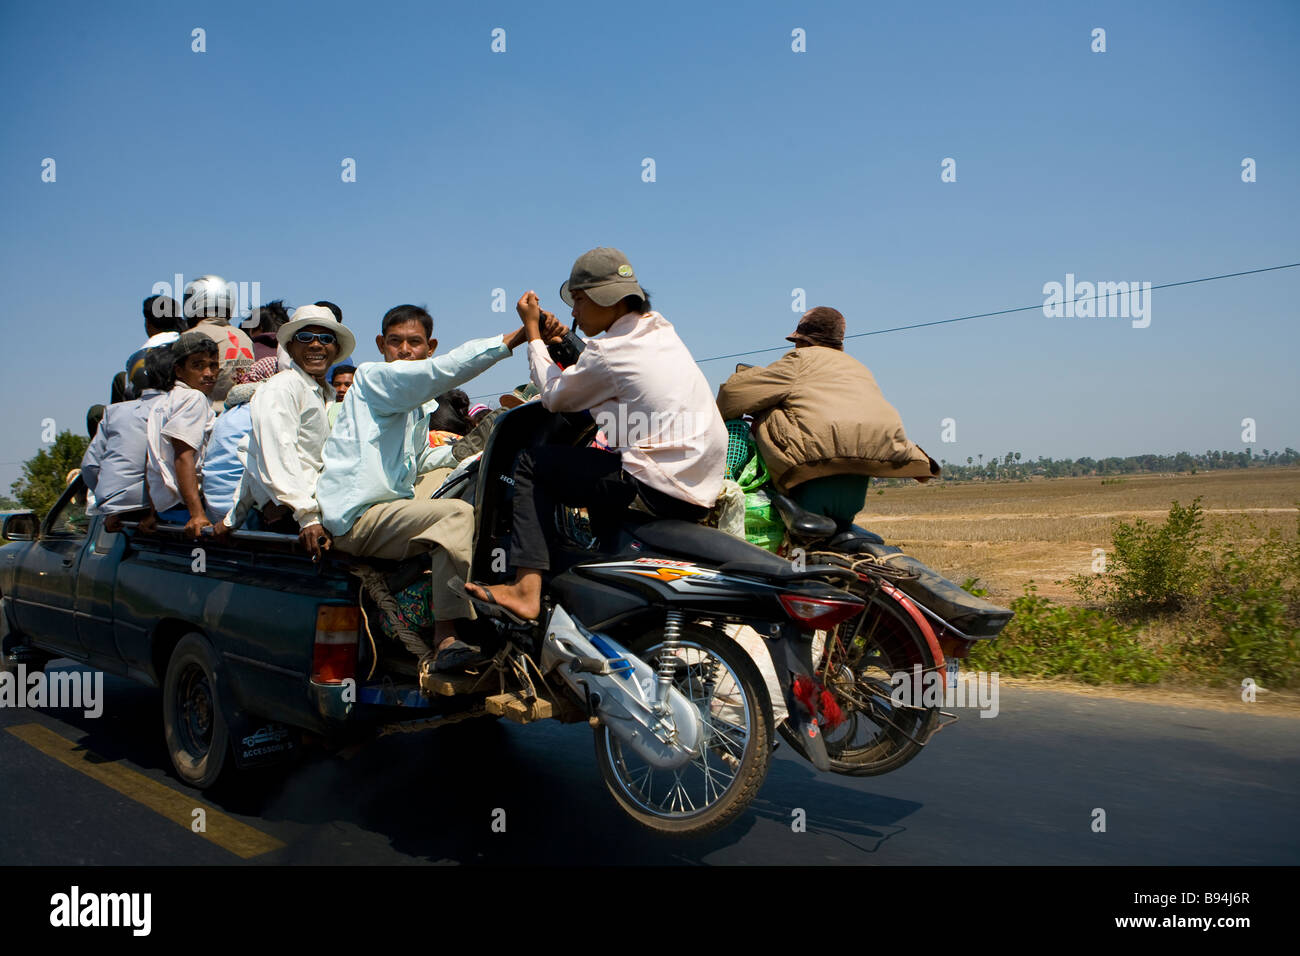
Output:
[458,260,1300,400]
[694,261,1300,364]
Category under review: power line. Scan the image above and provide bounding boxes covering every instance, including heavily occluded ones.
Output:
[406,260,1300,402]
[693,261,1300,365]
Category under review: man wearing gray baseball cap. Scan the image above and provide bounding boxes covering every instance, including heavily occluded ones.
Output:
[463,247,728,624]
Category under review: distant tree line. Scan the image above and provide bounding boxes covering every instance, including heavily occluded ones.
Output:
[926,448,1300,482]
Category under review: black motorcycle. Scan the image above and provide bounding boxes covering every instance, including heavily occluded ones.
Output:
[424,402,866,836]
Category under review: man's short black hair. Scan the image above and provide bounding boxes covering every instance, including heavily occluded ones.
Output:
[247,299,291,335]
[143,294,185,334]
[329,364,356,384]
[315,300,343,323]
[145,345,177,391]
[381,304,433,338]
[428,389,472,436]
[86,404,106,441]
[621,291,652,314]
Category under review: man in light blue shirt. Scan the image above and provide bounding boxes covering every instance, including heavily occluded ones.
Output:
[200,382,258,525]
[317,304,530,673]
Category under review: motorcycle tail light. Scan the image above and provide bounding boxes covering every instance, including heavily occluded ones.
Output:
[313,605,359,684]
[779,594,864,630]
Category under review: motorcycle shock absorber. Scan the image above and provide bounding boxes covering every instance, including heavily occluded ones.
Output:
[655,610,683,712]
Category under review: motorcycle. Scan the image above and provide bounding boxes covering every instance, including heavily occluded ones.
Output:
[404,401,868,836]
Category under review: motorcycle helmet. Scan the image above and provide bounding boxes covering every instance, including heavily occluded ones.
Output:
[183,274,235,322]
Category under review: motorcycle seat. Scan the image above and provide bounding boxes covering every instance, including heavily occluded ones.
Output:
[827,525,887,553]
[769,493,836,541]
[770,494,886,550]
[628,518,791,572]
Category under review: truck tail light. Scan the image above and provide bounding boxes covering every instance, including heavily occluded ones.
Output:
[779,594,864,630]
[313,605,359,684]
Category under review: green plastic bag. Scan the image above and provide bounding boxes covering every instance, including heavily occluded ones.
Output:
[737,447,770,493]
[743,489,785,552]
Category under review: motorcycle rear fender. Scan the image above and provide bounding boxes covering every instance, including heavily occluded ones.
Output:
[877,581,945,669]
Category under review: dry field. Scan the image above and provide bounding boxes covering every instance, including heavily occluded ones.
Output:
[855,468,1300,606]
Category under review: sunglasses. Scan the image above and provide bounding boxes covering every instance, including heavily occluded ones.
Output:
[292,330,338,346]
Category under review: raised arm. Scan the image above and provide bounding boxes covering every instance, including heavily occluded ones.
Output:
[358,334,521,417]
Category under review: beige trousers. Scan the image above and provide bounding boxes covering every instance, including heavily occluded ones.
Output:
[333,495,476,621]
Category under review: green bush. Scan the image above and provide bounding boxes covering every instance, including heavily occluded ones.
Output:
[1070,498,1206,615]
[966,584,1168,684]
[1189,522,1300,686]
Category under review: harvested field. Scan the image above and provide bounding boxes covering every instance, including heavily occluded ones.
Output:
[854,469,1300,605]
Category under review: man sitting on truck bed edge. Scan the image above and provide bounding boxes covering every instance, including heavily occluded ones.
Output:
[315,304,546,673]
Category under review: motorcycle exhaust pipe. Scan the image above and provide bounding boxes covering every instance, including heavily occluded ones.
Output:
[541,605,704,770]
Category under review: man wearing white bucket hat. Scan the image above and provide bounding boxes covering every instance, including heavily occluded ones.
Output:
[218,305,356,557]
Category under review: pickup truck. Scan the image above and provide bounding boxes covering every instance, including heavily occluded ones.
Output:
[1,476,461,789]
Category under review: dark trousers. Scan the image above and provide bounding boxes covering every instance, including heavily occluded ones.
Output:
[508,445,709,571]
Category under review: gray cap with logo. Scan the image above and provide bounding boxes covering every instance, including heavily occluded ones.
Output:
[559,247,646,307]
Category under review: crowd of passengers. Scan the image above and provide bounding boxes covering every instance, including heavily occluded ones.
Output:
[78,249,938,673]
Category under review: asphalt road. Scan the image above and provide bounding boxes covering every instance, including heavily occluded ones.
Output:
[2,662,1297,865]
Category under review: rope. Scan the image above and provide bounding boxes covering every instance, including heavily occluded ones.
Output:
[350,565,434,661]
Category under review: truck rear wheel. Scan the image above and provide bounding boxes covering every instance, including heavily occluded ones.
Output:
[162,633,231,789]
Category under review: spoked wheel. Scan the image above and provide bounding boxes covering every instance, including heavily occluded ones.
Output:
[593,623,770,837]
[162,633,231,789]
[780,587,940,776]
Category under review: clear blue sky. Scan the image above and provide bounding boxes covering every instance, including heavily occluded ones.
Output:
[2,0,1297,492]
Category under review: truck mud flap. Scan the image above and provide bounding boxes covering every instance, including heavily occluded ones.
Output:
[227,711,300,769]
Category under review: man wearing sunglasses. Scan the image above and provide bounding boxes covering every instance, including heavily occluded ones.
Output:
[217,305,356,557]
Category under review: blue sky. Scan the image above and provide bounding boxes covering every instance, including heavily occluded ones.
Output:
[1,0,1297,490]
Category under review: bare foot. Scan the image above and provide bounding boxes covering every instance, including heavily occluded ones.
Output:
[465,574,542,622]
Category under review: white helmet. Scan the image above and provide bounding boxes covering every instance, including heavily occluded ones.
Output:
[183,274,235,321]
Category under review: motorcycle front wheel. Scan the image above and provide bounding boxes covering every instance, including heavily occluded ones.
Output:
[593,622,771,837]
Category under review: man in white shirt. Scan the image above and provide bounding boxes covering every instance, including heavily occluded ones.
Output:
[217,306,356,557]
[143,332,219,538]
[465,248,727,624]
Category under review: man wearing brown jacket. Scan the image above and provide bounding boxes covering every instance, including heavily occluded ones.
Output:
[716,307,938,530]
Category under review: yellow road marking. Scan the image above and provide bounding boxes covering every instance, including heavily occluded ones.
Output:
[6,723,285,860]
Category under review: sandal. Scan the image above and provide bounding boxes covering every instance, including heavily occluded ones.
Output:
[431,640,491,673]
[448,579,535,627]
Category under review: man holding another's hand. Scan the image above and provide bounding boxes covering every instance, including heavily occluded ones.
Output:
[315,304,558,673]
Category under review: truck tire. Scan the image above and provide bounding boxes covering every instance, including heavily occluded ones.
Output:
[162,633,231,789]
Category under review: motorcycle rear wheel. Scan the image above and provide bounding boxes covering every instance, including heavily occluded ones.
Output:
[593,623,770,837]
[779,589,940,776]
